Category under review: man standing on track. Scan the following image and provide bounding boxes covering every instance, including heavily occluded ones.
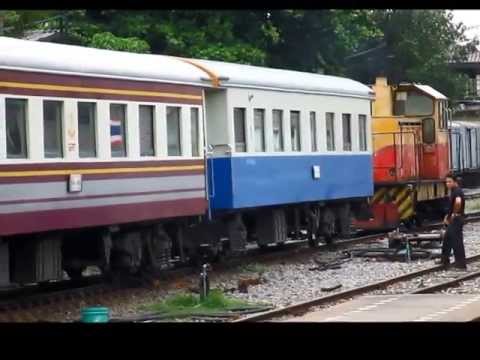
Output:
[436,173,467,270]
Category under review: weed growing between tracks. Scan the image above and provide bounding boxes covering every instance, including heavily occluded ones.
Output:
[139,289,269,320]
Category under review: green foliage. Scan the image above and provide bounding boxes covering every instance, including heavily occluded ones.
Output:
[88,32,150,53]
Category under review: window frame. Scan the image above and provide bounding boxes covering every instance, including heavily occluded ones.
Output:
[342,113,352,152]
[233,107,247,153]
[138,104,156,157]
[272,109,284,152]
[5,97,28,159]
[358,114,368,152]
[43,100,64,159]
[290,110,301,152]
[394,90,434,117]
[310,111,317,152]
[253,108,266,152]
[190,107,200,157]
[109,103,128,158]
[77,101,97,159]
[326,112,336,151]
[166,106,182,156]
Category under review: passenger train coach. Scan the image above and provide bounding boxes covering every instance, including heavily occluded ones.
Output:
[0,36,373,287]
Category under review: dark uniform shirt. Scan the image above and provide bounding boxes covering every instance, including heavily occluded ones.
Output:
[448,187,465,217]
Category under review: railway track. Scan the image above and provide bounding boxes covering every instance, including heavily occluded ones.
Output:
[2,211,480,322]
[0,231,387,322]
[234,254,480,322]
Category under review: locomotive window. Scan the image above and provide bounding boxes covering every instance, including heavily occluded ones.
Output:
[78,102,97,158]
[394,90,433,116]
[272,109,284,151]
[167,107,182,156]
[110,104,127,158]
[422,117,435,144]
[234,108,246,152]
[43,100,63,158]
[190,108,200,157]
[139,105,155,157]
[254,109,265,152]
[342,113,352,151]
[359,114,367,151]
[6,98,28,159]
[326,112,335,151]
[290,111,301,152]
[310,111,318,152]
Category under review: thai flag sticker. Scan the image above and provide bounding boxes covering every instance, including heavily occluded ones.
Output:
[110,118,123,145]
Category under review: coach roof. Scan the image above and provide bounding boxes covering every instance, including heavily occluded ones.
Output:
[0,36,373,99]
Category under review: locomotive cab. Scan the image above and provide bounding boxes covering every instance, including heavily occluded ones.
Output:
[354,77,451,230]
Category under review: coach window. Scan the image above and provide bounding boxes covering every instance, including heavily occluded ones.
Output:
[342,113,352,151]
[326,112,335,151]
[6,98,28,159]
[78,102,97,158]
[190,108,200,157]
[234,108,246,152]
[110,104,127,157]
[139,105,155,157]
[272,109,284,151]
[290,110,301,152]
[359,114,367,151]
[167,106,181,156]
[310,111,318,152]
[43,100,63,158]
[254,109,265,152]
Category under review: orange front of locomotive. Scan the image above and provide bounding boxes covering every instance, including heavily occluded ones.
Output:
[354,77,450,230]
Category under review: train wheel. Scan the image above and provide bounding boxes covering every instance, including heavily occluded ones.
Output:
[321,208,336,245]
[65,268,84,281]
[308,233,320,248]
[307,207,321,248]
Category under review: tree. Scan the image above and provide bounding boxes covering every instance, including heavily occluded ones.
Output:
[57,10,280,64]
[345,10,477,99]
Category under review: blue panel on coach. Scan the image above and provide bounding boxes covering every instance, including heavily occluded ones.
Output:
[208,154,373,211]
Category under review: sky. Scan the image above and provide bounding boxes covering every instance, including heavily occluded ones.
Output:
[451,10,480,41]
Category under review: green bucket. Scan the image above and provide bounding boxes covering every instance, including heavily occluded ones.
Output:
[80,307,110,323]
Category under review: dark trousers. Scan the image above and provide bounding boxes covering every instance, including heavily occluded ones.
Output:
[441,216,466,267]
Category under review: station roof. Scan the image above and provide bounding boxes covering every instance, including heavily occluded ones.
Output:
[0,36,373,99]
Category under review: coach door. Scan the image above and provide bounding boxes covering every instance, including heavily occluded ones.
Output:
[420,116,439,179]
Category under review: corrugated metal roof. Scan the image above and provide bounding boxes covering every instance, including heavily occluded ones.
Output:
[466,50,480,63]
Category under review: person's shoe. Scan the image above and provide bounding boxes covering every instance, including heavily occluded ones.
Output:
[434,259,450,267]
[453,263,467,271]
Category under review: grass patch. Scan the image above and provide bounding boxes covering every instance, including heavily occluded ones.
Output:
[141,290,267,319]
